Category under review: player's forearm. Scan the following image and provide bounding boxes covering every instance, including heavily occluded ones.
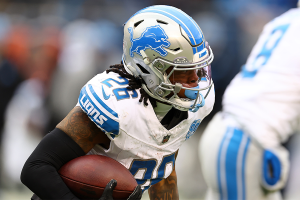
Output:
[21,128,84,199]
[148,171,179,200]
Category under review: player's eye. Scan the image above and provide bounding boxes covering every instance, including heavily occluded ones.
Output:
[196,68,207,80]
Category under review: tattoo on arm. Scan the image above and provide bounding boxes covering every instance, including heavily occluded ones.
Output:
[148,170,179,200]
[56,106,109,153]
[148,151,179,200]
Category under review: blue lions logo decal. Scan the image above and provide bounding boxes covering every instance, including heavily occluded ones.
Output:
[128,25,171,57]
[186,119,201,140]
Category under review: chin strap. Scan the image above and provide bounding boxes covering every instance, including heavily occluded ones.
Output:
[189,92,205,112]
[184,85,205,113]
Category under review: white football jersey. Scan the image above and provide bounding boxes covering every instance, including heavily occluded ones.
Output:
[223,8,300,148]
[77,71,214,190]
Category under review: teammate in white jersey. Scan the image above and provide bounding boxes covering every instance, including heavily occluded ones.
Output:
[199,3,300,200]
[21,5,215,200]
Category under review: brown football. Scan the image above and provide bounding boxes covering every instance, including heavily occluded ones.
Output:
[58,155,137,200]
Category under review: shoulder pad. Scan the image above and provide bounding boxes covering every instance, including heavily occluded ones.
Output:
[78,72,140,138]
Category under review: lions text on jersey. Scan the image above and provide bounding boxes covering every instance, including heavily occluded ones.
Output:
[78,71,215,191]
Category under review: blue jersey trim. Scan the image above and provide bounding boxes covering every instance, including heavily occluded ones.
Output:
[225,129,243,200]
[217,127,230,200]
[79,86,119,136]
[88,84,118,118]
[217,128,250,200]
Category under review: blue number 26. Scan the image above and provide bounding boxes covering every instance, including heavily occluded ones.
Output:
[102,77,138,100]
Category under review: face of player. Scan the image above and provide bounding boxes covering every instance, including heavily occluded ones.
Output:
[166,67,201,98]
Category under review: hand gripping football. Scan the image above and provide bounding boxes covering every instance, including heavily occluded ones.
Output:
[58,155,138,200]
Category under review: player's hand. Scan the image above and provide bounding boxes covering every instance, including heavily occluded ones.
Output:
[99,179,117,200]
[127,185,142,200]
[98,179,142,200]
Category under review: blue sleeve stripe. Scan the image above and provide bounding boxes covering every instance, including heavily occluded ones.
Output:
[217,127,250,200]
[217,127,233,200]
[79,86,119,136]
[88,84,118,118]
[225,129,243,200]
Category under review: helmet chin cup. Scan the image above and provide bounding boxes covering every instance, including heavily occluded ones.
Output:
[185,85,200,100]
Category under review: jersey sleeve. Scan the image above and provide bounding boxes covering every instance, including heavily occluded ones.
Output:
[222,9,300,146]
[77,74,120,138]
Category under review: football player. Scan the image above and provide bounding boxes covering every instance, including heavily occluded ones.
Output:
[21,5,215,200]
[199,2,300,200]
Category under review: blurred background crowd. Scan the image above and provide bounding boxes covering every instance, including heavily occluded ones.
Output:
[0,0,298,199]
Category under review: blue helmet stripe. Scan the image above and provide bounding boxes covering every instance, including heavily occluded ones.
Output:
[197,42,205,54]
[192,47,197,54]
[132,5,204,51]
[135,6,202,45]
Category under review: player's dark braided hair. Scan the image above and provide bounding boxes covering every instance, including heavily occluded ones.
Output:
[106,62,157,107]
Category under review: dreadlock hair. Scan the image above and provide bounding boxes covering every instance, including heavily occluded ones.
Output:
[106,62,157,107]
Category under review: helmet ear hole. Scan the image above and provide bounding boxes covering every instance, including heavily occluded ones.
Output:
[136,63,150,74]
[156,20,168,25]
[134,20,144,28]
[170,47,181,52]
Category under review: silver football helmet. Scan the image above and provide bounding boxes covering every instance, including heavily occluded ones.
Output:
[122,5,214,112]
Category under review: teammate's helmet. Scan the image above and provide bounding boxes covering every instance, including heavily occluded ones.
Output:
[298,0,300,7]
[122,5,213,112]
